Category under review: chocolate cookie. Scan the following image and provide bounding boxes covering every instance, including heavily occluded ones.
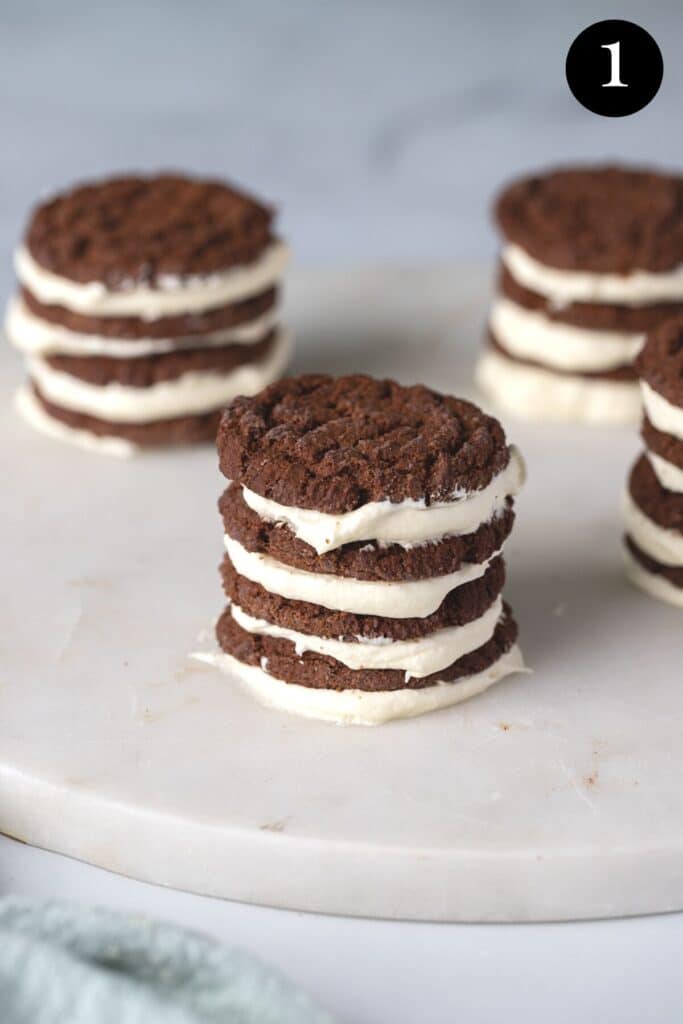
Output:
[642,417,683,471]
[22,285,278,341]
[496,165,683,273]
[220,483,513,581]
[26,174,276,284]
[487,334,636,382]
[499,265,683,333]
[216,602,517,692]
[220,555,507,641]
[44,330,278,387]
[32,384,220,446]
[635,316,683,409]
[625,535,683,589]
[217,374,511,512]
[629,454,683,532]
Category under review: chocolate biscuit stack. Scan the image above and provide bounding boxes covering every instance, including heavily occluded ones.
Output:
[477,165,683,424]
[208,374,526,725]
[6,174,290,453]
[624,318,683,606]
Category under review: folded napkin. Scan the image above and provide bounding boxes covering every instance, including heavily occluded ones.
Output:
[0,900,335,1024]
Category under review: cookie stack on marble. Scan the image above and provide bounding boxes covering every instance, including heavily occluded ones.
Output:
[205,374,526,725]
[476,165,683,424]
[6,174,290,454]
[624,317,683,607]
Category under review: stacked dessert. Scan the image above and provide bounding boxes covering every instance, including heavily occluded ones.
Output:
[624,317,683,607]
[476,166,683,424]
[207,374,526,725]
[6,174,290,453]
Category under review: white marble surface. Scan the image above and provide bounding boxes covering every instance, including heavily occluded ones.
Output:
[2,2,683,1018]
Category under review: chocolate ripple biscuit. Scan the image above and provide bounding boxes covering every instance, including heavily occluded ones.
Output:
[219,483,514,582]
[220,555,507,642]
[496,165,683,273]
[26,174,275,285]
[216,603,518,693]
[218,374,511,511]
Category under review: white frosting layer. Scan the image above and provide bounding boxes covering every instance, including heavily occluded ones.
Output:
[241,448,524,556]
[641,382,683,441]
[623,492,683,566]
[224,534,496,618]
[5,294,279,358]
[194,644,526,725]
[648,451,683,494]
[230,595,503,679]
[490,297,643,372]
[14,386,135,457]
[27,329,290,423]
[503,244,683,307]
[475,350,641,425]
[624,547,683,609]
[14,241,288,320]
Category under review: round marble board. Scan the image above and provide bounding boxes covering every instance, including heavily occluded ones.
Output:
[1,267,681,922]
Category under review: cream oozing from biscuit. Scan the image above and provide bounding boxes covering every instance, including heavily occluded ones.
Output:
[240,448,524,555]
[475,349,641,425]
[647,451,683,494]
[26,330,291,423]
[14,386,136,457]
[623,492,683,566]
[5,294,279,357]
[193,644,526,725]
[224,534,497,618]
[14,241,289,320]
[490,297,644,372]
[641,382,683,441]
[503,244,683,307]
[230,595,503,679]
[623,546,683,608]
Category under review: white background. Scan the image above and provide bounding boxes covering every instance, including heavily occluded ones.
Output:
[2,2,683,1021]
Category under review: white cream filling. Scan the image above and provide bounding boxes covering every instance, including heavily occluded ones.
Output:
[490,297,643,372]
[647,451,683,494]
[623,492,683,567]
[624,546,683,609]
[5,294,279,357]
[224,534,496,618]
[475,350,641,425]
[14,241,288,320]
[26,329,290,423]
[503,244,683,307]
[193,644,526,725]
[241,449,524,556]
[641,381,683,441]
[230,595,503,679]
[14,385,136,457]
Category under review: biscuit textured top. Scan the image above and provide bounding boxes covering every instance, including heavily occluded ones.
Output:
[636,316,683,408]
[24,174,274,286]
[217,374,511,512]
[496,166,683,274]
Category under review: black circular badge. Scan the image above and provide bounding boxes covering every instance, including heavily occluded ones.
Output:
[566,20,663,116]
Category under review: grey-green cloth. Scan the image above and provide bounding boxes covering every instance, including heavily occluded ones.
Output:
[0,900,335,1024]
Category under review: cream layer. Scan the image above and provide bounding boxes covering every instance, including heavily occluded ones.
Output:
[490,297,643,372]
[241,448,524,555]
[647,451,683,494]
[26,329,290,423]
[475,350,641,425]
[14,241,288,320]
[193,644,526,725]
[230,595,503,679]
[623,547,683,609]
[223,534,497,618]
[503,244,683,307]
[14,386,135,457]
[641,382,683,442]
[5,293,279,357]
[622,492,683,567]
